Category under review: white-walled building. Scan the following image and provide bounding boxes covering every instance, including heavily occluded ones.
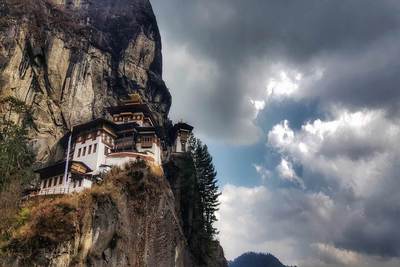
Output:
[34,161,93,196]
[33,93,193,196]
[172,122,194,153]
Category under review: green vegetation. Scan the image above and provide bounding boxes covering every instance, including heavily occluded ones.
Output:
[0,97,35,190]
[176,136,221,263]
[0,96,35,249]
[1,161,165,265]
[190,137,221,240]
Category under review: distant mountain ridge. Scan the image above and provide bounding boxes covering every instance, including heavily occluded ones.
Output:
[229,252,296,267]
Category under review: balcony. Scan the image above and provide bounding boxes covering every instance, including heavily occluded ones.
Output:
[113,137,136,152]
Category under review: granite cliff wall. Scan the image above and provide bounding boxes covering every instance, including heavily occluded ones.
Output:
[0,0,171,163]
[0,1,227,266]
[1,163,194,266]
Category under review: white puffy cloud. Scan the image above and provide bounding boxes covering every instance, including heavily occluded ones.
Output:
[267,109,400,197]
[216,108,400,266]
[253,164,272,181]
[276,158,305,188]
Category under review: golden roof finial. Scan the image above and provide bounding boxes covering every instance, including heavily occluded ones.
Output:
[124,92,142,104]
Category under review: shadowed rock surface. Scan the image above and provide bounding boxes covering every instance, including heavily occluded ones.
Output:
[1,164,193,266]
[0,1,227,266]
[0,0,171,163]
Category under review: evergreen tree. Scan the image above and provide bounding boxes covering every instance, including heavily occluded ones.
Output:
[190,136,221,243]
[0,96,35,191]
[0,97,35,240]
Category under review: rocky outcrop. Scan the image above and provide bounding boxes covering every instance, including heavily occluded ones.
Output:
[164,155,228,267]
[1,163,195,266]
[0,1,228,266]
[0,0,171,163]
[1,163,227,267]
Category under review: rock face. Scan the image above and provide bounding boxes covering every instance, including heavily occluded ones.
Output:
[0,1,228,266]
[0,0,171,163]
[1,164,193,266]
[1,162,227,267]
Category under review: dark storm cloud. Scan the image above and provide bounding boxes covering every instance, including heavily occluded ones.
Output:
[155,0,400,63]
[336,156,400,257]
[305,34,400,114]
[152,0,400,142]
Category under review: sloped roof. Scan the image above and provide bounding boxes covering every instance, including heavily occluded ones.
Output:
[34,160,93,179]
[174,122,194,131]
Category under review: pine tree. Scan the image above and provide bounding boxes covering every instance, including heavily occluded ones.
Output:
[0,97,35,239]
[0,96,35,191]
[190,136,221,243]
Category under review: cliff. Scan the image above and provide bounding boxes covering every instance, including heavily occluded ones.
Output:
[0,0,171,163]
[1,162,227,267]
[0,0,227,266]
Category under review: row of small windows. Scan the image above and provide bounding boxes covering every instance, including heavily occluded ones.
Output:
[113,115,142,122]
[41,176,84,189]
[72,179,83,188]
[42,176,63,188]
[103,134,114,144]
[77,131,99,143]
[77,143,97,157]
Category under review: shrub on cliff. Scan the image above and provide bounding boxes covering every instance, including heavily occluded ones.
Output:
[0,97,35,247]
[1,160,164,264]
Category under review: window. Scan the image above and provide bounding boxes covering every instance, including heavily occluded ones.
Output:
[83,147,86,156]
[53,177,57,186]
[48,178,52,187]
[93,143,97,153]
[73,181,76,188]
[59,176,63,185]
[142,136,153,148]
[78,179,82,187]
[78,148,81,157]
[43,180,47,188]
[104,147,109,155]
[181,141,186,152]
[88,145,92,154]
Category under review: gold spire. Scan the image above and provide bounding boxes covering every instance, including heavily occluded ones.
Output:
[123,92,142,105]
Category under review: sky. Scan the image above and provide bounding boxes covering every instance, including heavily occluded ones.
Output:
[151,1,400,266]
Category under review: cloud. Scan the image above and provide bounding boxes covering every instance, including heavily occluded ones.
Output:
[311,243,360,266]
[161,35,263,145]
[152,0,400,144]
[253,164,272,181]
[150,0,400,265]
[276,158,304,189]
[217,183,400,267]
[264,109,400,260]
[216,108,400,265]
[267,109,400,197]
